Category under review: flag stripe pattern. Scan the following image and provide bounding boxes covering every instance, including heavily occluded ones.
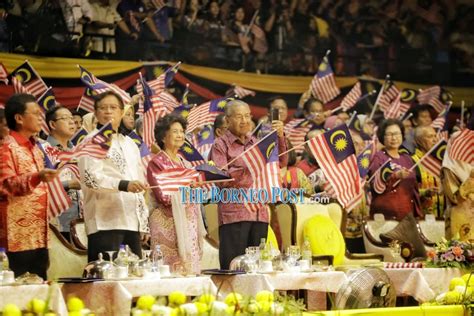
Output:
[79,66,131,104]
[152,168,200,195]
[310,57,340,103]
[240,132,281,212]
[419,140,447,177]
[340,82,362,111]
[307,124,361,210]
[378,82,399,113]
[417,86,445,113]
[284,118,312,155]
[448,129,474,164]
[186,98,227,133]
[0,62,8,84]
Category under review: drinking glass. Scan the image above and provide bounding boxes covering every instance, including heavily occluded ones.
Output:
[286,246,301,267]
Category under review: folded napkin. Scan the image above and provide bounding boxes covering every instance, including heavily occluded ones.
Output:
[383,262,424,269]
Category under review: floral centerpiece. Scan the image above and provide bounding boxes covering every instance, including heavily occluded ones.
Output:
[131,290,306,316]
[426,238,473,268]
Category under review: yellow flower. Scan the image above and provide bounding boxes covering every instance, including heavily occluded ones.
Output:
[137,295,156,310]
[67,297,85,312]
[255,291,274,303]
[224,292,242,306]
[169,291,187,306]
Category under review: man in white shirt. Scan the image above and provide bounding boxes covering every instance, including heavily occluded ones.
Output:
[78,91,149,261]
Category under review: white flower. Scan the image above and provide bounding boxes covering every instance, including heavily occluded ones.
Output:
[151,305,173,316]
[270,302,285,315]
[209,301,229,316]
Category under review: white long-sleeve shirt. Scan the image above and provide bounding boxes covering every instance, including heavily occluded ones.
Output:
[78,131,149,235]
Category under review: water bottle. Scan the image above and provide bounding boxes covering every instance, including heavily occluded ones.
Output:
[152,245,163,269]
[0,248,9,271]
[302,237,312,261]
[114,244,129,278]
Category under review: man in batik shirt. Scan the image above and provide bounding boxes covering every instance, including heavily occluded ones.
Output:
[0,94,58,279]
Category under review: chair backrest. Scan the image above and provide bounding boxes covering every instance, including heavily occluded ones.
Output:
[417,214,445,243]
[70,218,88,250]
[273,203,295,251]
[200,236,220,270]
[47,224,88,280]
[293,200,330,246]
[203,203,219,245]
[365,214,399,243]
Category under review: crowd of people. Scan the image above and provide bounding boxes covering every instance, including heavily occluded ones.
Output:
[1,0,474,81]
[0,72,472,280]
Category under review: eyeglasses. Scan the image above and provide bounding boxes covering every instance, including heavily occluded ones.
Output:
[384,132,402,138]
[54,116,74,121]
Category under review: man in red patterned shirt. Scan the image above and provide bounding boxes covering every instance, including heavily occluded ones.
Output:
[0,94,58,280]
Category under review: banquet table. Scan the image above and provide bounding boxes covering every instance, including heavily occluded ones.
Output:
[211,271,348,310]
[382,267,462,302]
[60,276,217,316]
[0,283,68,315]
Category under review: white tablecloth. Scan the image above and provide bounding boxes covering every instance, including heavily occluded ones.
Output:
[383,267,462,302]
[61,276,217,316]
[0,283,68,316]
[211,271,347,296]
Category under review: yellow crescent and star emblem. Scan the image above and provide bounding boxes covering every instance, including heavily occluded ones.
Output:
[360,156,370,169]
[381,167,392,181]
[436,144,447,160]
[217,100,227,109]
[81,72,93,85]
[441,91,451,102]
[266,142,276,159]
[401,89,415,102]
[182,144,193,154]
[43,95,56,110]
[318,62,327,72]
[77,135,86,145]
[15,68,31,83]
[354,119,361,131]
[201,130,210,140]
[133,138,141,146]
[181,110,189,118]
[329,130,348,151]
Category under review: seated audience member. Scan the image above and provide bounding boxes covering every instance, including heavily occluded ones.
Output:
[0,94,59,280]
[411,104,433,127]
[369,119,422,220]
[71,109,83,133]
[412,126,445,218]
[0,108,8,142]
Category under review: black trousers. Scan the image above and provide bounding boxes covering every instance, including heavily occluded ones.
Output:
[219,221,268,269]
[87,230,142,262]
[7,248,49,280]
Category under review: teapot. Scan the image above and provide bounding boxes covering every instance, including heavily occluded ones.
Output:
[83,253,113,279]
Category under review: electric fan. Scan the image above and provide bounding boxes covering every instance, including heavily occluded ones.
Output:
[335,267,396,309]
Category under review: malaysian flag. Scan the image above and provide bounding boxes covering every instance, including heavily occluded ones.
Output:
[11,61,48,98]
[128,131,153,168]
[385,90,413,120]
[79,66,131,104]
[194,163,231,191]
[447,128,474,164]
[378,80,400,113]
[137,62,181,95]
[340,82,361,111]
[186,97,228,133]
[77,87,96,113]
[232,85,256,99]
[155,91,180,117]
[0,62,8,84]
[151,168,201,196]
[284,118,313,155]
[348,116,371,141]
[372,160,401,194]
[357,144,373,180]
[141,75,159,148]
[310,56,340,103]
[181,84,190,105]
[431,104,451,131]
[196,125,214,155]
[179,139,206,166]
[240,131,281,212]
[418,140,447,177]
[417,86,451,113]
[58,123,113,162]
[172,103,194,120]
[307,124,362,210]
[37,87,58,135]
[70,127,89,146]
[38,143,72,220]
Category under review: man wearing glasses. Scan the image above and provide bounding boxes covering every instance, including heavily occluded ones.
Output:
[45,106,82,241]
[0,94,59,279]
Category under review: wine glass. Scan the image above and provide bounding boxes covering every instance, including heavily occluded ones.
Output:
[106,250,116,263]
[105,251,117,279]
[389,241,402,262]
[245,248,258,274]
[286,246,301,267]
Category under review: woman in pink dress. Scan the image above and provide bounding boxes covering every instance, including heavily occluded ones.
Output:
[147,114,202,274]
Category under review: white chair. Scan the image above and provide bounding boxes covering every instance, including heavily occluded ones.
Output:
[417,214,445,245]
[362,214,400,262]
[200,236,220,270]
[48,224,88,280]
[203,203,219,245]
[70,219,88,250]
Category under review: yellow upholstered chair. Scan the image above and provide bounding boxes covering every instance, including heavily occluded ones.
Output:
[47,224,88,280]
[272,202,295,251]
